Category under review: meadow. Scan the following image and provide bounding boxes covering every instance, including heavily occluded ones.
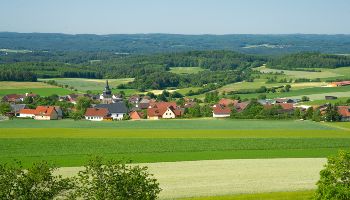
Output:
[0,81,72,96]
[0,119,349,167]
[39,78,134,92]
[170,67,206,75]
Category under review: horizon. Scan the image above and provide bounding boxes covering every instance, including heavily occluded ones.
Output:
[1,0,350,35]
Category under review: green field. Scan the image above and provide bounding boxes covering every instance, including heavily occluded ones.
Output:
[170,67,206,75]
[0,87,72,96]
[39,78,134,92]
[182,190,314,200]
[0,119,349,167]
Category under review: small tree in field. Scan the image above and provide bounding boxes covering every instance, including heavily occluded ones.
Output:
[72,157,161,200]
[0,161,73,200]
[315,150,350,200]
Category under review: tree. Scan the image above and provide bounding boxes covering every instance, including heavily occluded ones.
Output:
[0,102,11,115]
[0,161,73,200]
[315,150,350,200]
[312,109,322,122]
[71,157,161,200]
[76,96,92,113]
[284,84,291,92]
[304,107,314,120]
[324,104,341,122]
[301,96,310,102]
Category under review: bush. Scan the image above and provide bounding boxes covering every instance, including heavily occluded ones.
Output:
[0,161,73,200]
[315,150,350,199]
[71,157,161,200]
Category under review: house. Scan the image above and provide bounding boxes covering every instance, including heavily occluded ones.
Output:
[218,98,239,107]
[129,111,145,120]
[94,102,128,120]
[235,102,250,112]
[274,98,298,104]
[10,104,27,116]
[85,108,111,121]
[275,103,295,113]
[18,108,36,118]
[33,106,60,120]
[212,104,231,118]
[147,102,182,120]
[136,98,151,109]
[2,94,23,103]
[128,95,140,104]
[18,106,61,120]
[184,101,197,108]
[337,106,350,122]
[328,81,350,87]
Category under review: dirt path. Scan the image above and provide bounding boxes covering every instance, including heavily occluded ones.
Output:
[57,158,326,199]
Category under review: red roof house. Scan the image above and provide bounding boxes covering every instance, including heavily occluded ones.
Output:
[338,106,350,121]
[85,108,110,121]
[212,104,231,118]
[147,102,182,119]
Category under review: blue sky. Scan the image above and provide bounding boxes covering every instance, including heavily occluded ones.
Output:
[0,0,349,34]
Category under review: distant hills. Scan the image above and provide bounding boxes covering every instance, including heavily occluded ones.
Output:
[1,32,350,55]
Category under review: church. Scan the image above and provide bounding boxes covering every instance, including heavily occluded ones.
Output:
[99,80,114,104]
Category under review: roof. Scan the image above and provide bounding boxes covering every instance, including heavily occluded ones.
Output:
[276,103,294,110]
[85,108,109,117]
[332,81,350,86]
[129,111,145,119]
[35,106,57,116]
[10,104,26,113]
[95,102,128,114]
[338,106,350,117]
[218,98,239,106]
[235,102,249,112]
[213,104,231,115]
[149,102,177,109]
[19,108,36,115]
[147,105,181,117]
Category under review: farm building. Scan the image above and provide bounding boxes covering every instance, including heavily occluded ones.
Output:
[327,81,350,87]
[337,106,350,122]
[84,108,111,121]
[147,102,182,120]
[212,104,231,118]
[94,102,128,120]
[325,96,338,100]
[18,106,62,120]
[2,93,37,103]
[10,104,27,117]
[218,98,239,107]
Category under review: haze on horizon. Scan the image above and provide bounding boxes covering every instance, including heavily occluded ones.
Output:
[0,0,349,35]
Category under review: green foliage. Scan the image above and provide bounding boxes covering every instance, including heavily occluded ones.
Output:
[71,156,161,200]
[0,161,73,200]
[324,104,341,122]
[204,91,219,103]
[76,96,92,113]
[269,52,350,70]
[0,102,11,115]
[315,150,350,200]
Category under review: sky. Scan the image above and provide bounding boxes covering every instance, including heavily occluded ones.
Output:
[0,0,349,35]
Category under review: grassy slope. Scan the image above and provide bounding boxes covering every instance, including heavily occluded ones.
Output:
[170,67,206,75]
[0,119,349,167]
[182,190,314,200]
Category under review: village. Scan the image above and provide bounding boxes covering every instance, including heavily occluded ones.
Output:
[1,80,350,122]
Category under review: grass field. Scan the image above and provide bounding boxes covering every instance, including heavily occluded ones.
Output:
[182,190,314,200]
[0,87,72,96]
[0,81,57,89]
[170,67,206,75]
[299,97,349,106]
[57,159,324,199]
[39,78,134,92]
[233,85,350,100]
[0,119,349,167]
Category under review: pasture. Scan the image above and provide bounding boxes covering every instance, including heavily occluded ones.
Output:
[39,78,134,92]
[0,119,349,167]
[0,81,72,96]
[0,81,57,89]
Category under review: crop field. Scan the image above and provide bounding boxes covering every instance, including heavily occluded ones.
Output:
[0,81,57,89]
[0,87,72,96]
[0,119,349,167]
[218,79,325,93]
[170,67,206,75]
[181,190,315,200]
[234,85,350,99]
[256,66,343,79]
[56,158,325,199]
[39,78,134,92]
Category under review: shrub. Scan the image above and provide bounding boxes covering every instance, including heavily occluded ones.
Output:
[315,150,350,199]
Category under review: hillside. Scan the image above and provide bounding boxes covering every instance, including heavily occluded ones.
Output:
[1,32,350,55]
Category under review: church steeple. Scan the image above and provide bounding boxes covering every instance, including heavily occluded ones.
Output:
[103,80,112,96]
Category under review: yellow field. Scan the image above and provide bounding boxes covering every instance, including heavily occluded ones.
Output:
[57,158,325,199]
[0,81,57,89]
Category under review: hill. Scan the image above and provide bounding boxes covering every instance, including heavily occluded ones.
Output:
[1,32,350,55]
